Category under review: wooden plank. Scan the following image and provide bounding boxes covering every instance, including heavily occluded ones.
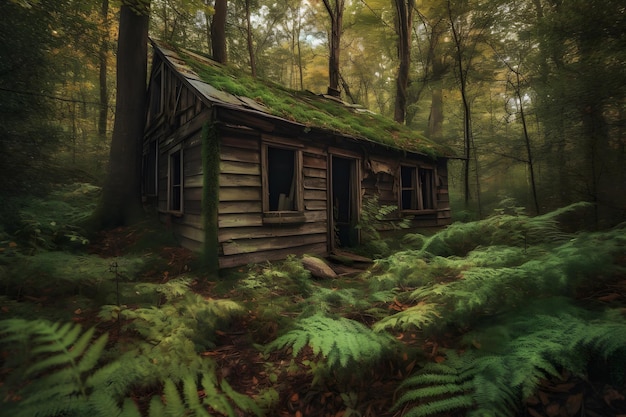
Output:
[219,201,263,214]
[184,156,203,177]
[222,233,327,256]
[303,167,327,179]
[218,222,327,242]
[183,200,202,215]
[304,177,326,190]
[221,134,260,151]
[304,210,327,222]
[171,222,204,244]
[305,201,327,211]
[219,213,263,228]
[219,187,262,201]
[221,145,260,163]
[219,173,261,187]
[218,242,328,269]
[185,187,202,201]
[220,160,260,175]
[185,174,203,188]
[303,154,327,169]
[304,189,327,201]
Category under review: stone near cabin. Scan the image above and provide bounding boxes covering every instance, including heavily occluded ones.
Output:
[301,255,337,280]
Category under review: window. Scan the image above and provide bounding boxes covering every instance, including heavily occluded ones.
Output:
[419,168,435,210]
[400,165,436,211]
[262,144,304,223]
[401,166,417,210]
[168,147,183,212]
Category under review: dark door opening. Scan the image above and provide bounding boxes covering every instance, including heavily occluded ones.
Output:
[331,156,359,248]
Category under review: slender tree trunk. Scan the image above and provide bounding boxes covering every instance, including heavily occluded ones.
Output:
[447,0,472,207]
[244,0,256,76]
[393,0,414,124]
[322,0,343,96]
[514,70,540,215]
[93,1,150,229]
[98,0,109,137]
[212,0,227,63]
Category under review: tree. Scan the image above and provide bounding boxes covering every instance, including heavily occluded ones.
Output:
[211,0,227,62]
[321,0,345,96]
[93,0,150,228]
[392,0,415,123]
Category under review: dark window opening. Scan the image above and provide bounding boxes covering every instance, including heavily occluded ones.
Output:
[420,168,435,209]
[401,166,417,210]
[267,147,296,211]
[169,149,182,212]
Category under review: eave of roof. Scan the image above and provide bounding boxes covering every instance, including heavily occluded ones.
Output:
[150,38,452,158]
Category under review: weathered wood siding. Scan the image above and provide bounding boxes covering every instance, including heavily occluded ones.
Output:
[216,127,329,268]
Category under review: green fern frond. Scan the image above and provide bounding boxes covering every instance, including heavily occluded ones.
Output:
[266,313,394,370]
[373,302,441,333]
[0,318,110,417]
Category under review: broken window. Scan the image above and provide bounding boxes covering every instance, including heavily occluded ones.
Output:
[400,165,437,211]
[262,143,304,224]
[419,168,435,210]
[401,166,417,210]
[168,147,182,212]
[267,146,297,211]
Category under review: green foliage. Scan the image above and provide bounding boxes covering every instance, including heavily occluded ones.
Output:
[303,286,396,319]
[100,277,245,357]
[406,202,590,257]
[2,251,144,302]
[8,183,100,251]
[357,195,411,257]
[394,301,626,417]
[240,255,312,298]
[410,225,625,328]
[0,319,110,417]
[372,302,441,333]
[266,313,395,371]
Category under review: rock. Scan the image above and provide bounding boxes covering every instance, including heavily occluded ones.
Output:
[301,255,337,279]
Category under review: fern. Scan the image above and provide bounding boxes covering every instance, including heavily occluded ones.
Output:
[372,302,441,333]
[147,365,262,417]
[394,300,626,417]
[266,313,394,370]
[0,319,110,417]
[409,202,591,258]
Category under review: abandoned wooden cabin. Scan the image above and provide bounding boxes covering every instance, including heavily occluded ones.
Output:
[142,39,452,269]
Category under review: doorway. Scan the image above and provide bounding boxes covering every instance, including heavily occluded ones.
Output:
[331,156,359,249]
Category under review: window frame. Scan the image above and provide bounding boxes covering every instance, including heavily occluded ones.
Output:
[261,142,305,224]
[167,145,183,214]
[399,164,437,213]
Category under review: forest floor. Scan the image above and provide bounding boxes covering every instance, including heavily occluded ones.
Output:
[80,224,626,417]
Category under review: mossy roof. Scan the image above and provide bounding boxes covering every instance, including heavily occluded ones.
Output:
[151,39,451,158]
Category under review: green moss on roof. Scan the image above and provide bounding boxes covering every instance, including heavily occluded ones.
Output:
[179,50,449,158]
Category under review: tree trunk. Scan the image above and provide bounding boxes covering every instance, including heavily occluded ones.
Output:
[98,0,109,137]
[212,0,227,63]
[322,0,343,97]
[447,0,472,208]
[244,0,256,76]
[93,1,149,229]
[393,0,414,124]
